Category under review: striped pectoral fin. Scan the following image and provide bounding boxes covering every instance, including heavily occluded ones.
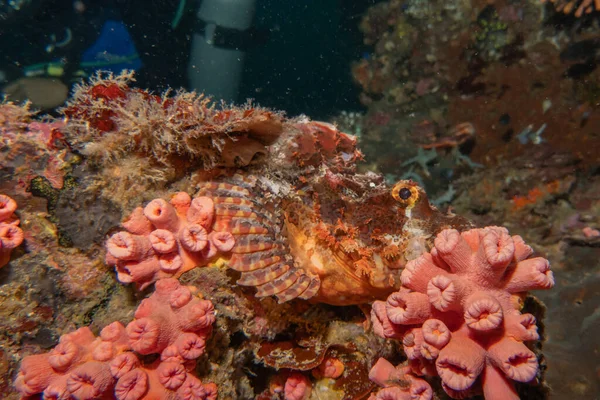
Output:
[230,235,276,254]
[298,276,321,300]
[196,177,320,303]
[212,196,255,207]
[254,269,301,298]
[229,223,271,235]
[228,249,282,271]
[213,217,271,235]
[215,207,260,220]
[275,274,312,303]
[214,202,274,221]
[236,262,291,286]
[197,182,252,198]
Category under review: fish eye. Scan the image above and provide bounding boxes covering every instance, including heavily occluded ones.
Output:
[391,181,420,207]
[398,187,411,200]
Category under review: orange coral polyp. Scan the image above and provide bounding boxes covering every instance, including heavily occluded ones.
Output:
[179,225,209,252]
[149,229,178,253]
[106,232,152,260]
[0,194,17,219]
[114,368,148,400]
[187,197,215,229]
[144,199,180,231]
[156,361,187,390]
[0,194,24,268]
[209,231,235,252]
[158,253,184,273]
[426,275,460,311]
[463,292,504,331]
[487,338,538,383]
[421,319,451,349]
[385,291,431,325]
[316,357,345,379]
[0,225,24,250]
[67,361,115,399]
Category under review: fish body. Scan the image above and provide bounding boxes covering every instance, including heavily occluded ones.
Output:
[197,122,471,305]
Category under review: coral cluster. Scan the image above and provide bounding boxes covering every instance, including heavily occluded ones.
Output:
[368,358,433,400]
[371,227,555,398]
[14,279,217,399]
[105,192,235,289]
[0,195,24,268]
[450,153,600,398]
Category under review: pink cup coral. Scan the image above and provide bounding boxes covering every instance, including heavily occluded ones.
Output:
[14,279,217,400]
[0,194,24,268]
[371,226,554,399]
[105,192,235,289]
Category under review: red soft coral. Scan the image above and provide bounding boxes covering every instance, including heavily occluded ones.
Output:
[0,194,24,268]
[371,227,554,399]
[106,192,235,289]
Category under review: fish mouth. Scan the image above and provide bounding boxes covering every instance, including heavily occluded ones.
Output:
[331,246,369,284]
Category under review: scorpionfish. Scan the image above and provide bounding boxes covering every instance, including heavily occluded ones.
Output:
[192,121,471,305]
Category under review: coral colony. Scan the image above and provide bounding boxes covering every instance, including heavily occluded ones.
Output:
[1,71,555,400]
[105,192,236,290]
[14,279,217,399]
[370,227,554,399]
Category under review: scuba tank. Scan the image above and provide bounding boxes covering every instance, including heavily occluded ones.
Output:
[187,0,257,102]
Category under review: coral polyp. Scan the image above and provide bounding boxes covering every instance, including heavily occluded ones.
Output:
[0,194,24,268]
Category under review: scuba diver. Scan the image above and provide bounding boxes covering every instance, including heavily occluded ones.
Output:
[0,0,266,109]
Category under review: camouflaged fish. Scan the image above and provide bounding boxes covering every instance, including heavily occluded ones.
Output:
[104,119,470,306]
[191,121,471,306]
[196,175,470,306]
